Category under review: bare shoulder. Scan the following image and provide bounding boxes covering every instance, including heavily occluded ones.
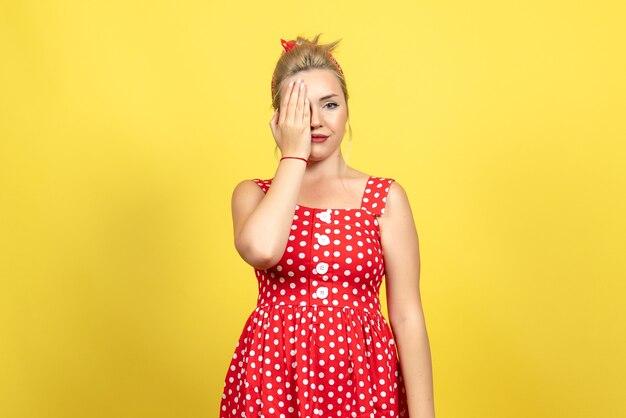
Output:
[231,179,266,240]
[382,179,412,219]
[377,179,417,244]
[231,179,265,208]
[378,179,420,265]
[232,178,264,197]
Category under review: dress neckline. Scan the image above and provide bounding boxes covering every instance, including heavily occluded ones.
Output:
[270,175,373,211]
[296,204,366,212]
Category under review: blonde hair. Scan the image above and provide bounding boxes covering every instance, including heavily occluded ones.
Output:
[270,33,353,177]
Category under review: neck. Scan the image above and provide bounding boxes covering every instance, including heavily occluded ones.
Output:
[302,152,349,181]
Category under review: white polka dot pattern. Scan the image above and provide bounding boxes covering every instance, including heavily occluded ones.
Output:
[219,176,408,418]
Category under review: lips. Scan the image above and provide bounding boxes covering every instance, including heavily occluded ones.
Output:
[311,135,329,142]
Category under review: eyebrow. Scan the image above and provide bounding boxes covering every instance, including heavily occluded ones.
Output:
[317,94,339,102]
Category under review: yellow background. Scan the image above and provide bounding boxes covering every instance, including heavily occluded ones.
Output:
[1,1,625,417]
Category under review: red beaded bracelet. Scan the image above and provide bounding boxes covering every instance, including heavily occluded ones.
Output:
[280,156,310,166]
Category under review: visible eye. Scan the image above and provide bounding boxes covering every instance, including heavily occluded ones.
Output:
[324,102,339,110]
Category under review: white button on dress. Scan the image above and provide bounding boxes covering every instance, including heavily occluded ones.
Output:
[318,211,331,223]
[316,262,329,274]
[317,234,330,246]
[316,286,329,299]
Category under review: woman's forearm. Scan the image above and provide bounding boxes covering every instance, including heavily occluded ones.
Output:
[236,158,307,268]
[391,315,436,418]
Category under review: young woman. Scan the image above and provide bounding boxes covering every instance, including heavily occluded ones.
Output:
[219,34,435,418]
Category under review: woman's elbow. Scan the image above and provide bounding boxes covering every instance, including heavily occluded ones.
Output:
[234,234,281,270]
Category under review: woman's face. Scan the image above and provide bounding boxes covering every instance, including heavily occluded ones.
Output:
[280,68,348,160]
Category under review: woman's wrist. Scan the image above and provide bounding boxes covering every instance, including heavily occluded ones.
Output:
[280,149,309,159]
[280,155,310,166]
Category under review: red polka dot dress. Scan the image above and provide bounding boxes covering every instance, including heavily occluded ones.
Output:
[219,175,409,418]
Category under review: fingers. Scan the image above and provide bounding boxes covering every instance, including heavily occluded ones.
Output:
[278,80,295,126]
[277,77,309,131]
[295,82,306,123]
[303,96,310,125]
[286,79,302,123]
